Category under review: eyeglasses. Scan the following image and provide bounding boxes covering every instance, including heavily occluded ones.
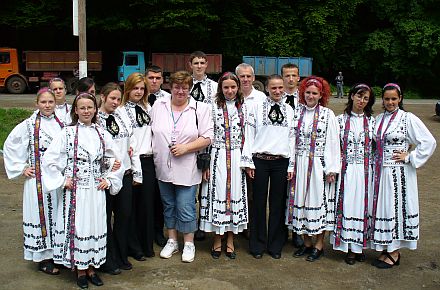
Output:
[172,85,189,92]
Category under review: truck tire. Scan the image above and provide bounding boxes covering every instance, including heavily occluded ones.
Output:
[66,77,78,94]
[6,76,26,94]
[253,80,265,92]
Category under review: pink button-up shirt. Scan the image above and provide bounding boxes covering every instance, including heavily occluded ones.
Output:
[151,96,213,186]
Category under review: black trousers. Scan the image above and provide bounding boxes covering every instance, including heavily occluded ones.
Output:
[105,173,134,268]
[129,156,156,257]
[154,179,165,236]
[249,157,288,255]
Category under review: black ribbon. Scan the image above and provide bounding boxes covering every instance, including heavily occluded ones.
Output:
[190,82,205,102]
[135,104,150,126]
[268,103,284,124]
[106,114,119,136]
[285,94,295,109]
[149,93,157,106]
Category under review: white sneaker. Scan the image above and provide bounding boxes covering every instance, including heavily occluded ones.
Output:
[181,242,195,263]
[160,239,179,259]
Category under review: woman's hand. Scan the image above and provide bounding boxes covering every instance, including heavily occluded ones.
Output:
[245,168,255,179]
[64,177,74,190]
[326,173,336,183]
[23,166,35,178]
[203,169,210,182]
[170,143,189,157]
[287,172,293,181]
[97,178,109,190]
[392,150,408,163]
[111,160,121,172]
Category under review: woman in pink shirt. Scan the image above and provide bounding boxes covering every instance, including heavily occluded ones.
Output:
[151,71,213,263]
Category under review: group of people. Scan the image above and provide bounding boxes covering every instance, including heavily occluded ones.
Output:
[3,50,437,289]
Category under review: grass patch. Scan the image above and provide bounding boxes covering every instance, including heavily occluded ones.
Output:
[0,108,33,150]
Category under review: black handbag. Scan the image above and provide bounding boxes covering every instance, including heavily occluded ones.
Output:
[196,152,211,170]
[195,101,211,170]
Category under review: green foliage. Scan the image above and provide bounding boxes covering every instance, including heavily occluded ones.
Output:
[1,0,439,96]
[0,108,32,150]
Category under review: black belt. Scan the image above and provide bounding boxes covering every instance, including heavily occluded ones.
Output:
[253,153,284,160]
[140,154,153,158]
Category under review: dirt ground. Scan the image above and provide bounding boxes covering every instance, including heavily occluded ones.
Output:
[0,96,439,290]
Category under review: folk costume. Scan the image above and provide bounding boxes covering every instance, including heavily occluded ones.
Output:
[241,97,295,256]
[97,109,139,270]
[330,112,375,253]
[200,99,248,235]
[370,109,436,252]
[4,111,63,262]
[119,101,156,257]
[286,105,341,235]
[55,102,72,125]
[42,122,123,270]
[190,75,218,104]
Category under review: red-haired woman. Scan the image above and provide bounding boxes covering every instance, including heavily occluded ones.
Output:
[286,76,341,262]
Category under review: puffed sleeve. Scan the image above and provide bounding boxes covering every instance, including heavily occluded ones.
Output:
[240,102,257,169]
[102,130,125,195]
[324,109,341,174]
[406,112,436,168]
[41,128,68,192]
[287,109,296,173]
[3,120,30,179]
[196,102,213,141]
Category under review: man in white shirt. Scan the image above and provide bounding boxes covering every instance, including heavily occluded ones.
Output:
[281,63,305,248]
[281,63,300,110]
[188,51,218,104]
[235,63,266,104]
[235,63,266,240]
[145,65,171,107]
[144,65,169,247]
[188,51,218,241]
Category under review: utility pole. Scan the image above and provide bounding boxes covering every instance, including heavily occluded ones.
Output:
[78,0,87,79]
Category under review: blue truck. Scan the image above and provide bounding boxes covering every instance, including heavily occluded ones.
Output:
[242,56,313,91]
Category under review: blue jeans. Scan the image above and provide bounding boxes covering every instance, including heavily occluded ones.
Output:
[158,181,198,234]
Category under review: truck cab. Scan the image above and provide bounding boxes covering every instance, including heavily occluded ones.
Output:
[0,48,27,93]
[118,51,146,83]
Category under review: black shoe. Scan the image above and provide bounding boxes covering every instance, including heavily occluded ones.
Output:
[131,253,146,261]
[155,232,167,247]
[344,252,356,265]
[251,253,263,259]
[306,248,324,262]
[293,246,313,258]
[194,229,206,241]
[119,261,132,270]
[88,273,104,286]
[269,252,281,259]
[101,267,121,275]
[355,253,366,262]
[77,275,88,289]
[225,245,236,259]
[375,252,400,269]
[211,246,222,259]
[145,251,155,258]
[291,232,304,248]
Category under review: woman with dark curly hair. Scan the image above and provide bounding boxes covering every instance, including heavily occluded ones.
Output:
[330,83,376,265]
[286,76,341,262]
